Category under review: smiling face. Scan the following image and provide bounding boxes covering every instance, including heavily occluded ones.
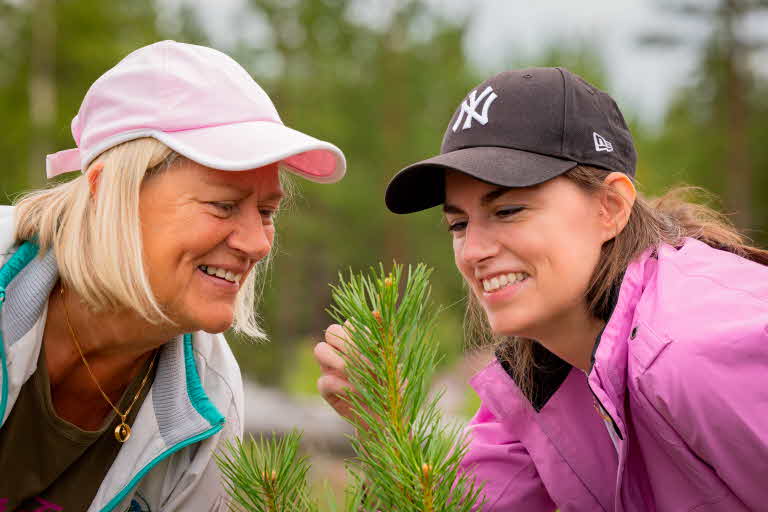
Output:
[444,171,612,340]
[138,160,283,334]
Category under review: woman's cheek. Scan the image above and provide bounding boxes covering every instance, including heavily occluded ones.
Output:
[452,238,465,270]
[262,226,276,253]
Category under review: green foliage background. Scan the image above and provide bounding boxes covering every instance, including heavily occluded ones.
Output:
[1,0,766,392]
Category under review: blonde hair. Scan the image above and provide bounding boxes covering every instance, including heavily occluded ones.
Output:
[14,137,270,340]
[466,165,768,400]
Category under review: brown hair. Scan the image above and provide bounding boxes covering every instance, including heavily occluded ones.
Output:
[465,165,768,401]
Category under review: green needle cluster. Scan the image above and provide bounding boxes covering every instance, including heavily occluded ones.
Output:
[217,263,484,511]
[215,431,316,512]
[329,263,484,512]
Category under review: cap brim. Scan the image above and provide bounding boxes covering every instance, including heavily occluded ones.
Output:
[385,146,577,214]
[152,121,346,183]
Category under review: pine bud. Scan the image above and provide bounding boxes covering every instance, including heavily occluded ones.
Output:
[384,276,393,287]
[372,310,382,324]
[421,463,432,478]
[263,469,277,481]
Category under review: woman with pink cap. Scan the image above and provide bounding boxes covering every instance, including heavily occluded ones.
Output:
[315,68,768,510]
[0,41,345,510]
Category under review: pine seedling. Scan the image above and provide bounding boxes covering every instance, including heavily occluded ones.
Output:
[215,430,317,512]
[327,263,485,512]
[217,263,485,511]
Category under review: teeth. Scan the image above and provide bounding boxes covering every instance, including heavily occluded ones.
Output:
[199,265,242,284]
[481,272,528,292]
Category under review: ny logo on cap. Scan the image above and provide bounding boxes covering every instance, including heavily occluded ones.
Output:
[593,132,614,152]
[453,86,498,132]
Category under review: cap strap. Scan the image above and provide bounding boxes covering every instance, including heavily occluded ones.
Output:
[45,148,81,178]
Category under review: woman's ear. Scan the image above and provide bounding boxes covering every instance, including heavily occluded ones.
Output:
[87,162,104,198]
[599,172,636,240]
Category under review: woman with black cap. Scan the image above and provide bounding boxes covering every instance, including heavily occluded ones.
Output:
[315,68,768,511]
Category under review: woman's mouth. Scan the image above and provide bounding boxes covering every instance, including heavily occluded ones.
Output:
[198,265,243,284]
[481,272,529,293]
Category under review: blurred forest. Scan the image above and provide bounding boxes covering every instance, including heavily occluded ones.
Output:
[1,0,767,403]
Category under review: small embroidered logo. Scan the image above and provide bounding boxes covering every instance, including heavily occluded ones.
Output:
[125,494,151,512]
[593,132,614,152]
[452,86,498,132]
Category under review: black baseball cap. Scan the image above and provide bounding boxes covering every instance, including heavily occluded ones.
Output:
[385,67,637,214]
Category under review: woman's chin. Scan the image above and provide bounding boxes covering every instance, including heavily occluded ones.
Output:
[200,317,235,334]
[187,310,235,334]
[487,315,532,339]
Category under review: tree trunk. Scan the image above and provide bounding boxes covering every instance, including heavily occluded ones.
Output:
[722,0,752,230]
[380,3,410,264]
[27,0,57,188]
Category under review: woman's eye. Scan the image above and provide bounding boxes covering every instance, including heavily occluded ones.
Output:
[447,220,467,232]
[496,206,524,218]
[260,209,276,222]
[210,202,236,214]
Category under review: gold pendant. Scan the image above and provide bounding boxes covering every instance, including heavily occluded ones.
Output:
[115,422,131,443]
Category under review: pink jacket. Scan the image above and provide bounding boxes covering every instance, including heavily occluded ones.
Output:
[462,238,768,511]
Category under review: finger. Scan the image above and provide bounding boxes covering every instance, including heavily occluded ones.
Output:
[346,318,374,337]
[324,323,350,352]
[313,342,346,373]
[317,374,352,401]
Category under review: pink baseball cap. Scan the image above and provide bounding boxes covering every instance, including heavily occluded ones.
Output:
[46,40,346,182]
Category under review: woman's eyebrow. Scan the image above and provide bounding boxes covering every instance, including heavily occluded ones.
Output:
[204,178,284,202]
[443,186,513,214]
[480,186,514,205]
[262,191,285,203]
[443,203,464,214]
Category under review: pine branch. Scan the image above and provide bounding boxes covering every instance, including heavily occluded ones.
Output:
[328,263,485,511]
[215,430,317,512]
[217,263,485,511]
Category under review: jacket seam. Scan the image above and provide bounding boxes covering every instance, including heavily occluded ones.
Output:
[527,415,609,511]
[633,352,735,474]
[193,350,241,432]
[631,319,673,375]
[632,386,731,511]
[478,459,550,510]
[99,424,224,512]
[631,383,695,452]
[665,255,768,305]
[686,489,732,511]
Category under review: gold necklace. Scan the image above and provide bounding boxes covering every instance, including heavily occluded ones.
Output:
[60,286,158,443]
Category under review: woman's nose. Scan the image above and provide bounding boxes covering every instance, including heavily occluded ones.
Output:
[460,223,499,265]
[227,210,272,262]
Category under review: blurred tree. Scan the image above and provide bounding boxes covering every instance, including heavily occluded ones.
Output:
[639,0,768,235]
[230,0,480,384]
[27,0,56,190]
[0,0,208,197]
